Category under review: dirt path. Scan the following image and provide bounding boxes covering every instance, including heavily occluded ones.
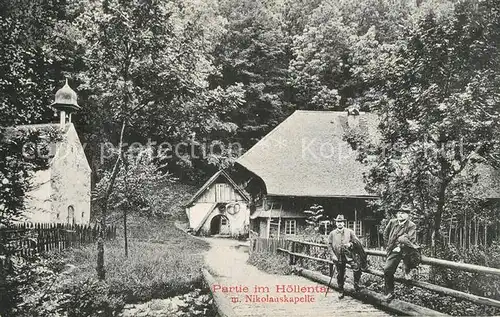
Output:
[203,237,390,317]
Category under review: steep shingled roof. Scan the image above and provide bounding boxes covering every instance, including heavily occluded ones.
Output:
[236,110,379,197]
[236,110,500,199]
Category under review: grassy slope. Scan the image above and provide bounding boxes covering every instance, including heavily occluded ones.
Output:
[51,216,210,303]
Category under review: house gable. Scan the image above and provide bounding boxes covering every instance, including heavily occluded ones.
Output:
[186,170,251,236]
[186,170,250,206]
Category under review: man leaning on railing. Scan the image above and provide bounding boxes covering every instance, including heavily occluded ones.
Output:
[383,205,421,302]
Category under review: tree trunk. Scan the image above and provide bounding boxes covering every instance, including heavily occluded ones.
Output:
[448,217,452,245]
[468,218,472,249]
[484,222,488,246]
[96,121,126,280]
[96,209,106,280]
[475,217,478,246]
[124,206,128,258]
[460,226,463,248]
[432,181,447,255]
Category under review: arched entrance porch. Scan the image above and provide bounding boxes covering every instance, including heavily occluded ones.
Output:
[210,214,230,235]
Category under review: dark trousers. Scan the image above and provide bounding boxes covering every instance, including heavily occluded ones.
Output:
[336,261,361,290]
[384,251,411,294]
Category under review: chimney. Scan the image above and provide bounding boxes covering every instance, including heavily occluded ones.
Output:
[50,79,80,130]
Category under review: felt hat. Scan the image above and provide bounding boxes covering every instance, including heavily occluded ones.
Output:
[399,205,412,213]
[334,214,347,222]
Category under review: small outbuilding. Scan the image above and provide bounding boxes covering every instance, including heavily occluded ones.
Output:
[185,170,250,237]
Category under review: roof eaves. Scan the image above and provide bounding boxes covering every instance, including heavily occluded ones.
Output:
[185,169,251,206]
[220,170,251,202]
[185,170,223,206]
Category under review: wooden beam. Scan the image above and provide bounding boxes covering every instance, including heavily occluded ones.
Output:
[202,268,237,317]
[193,203,218,235]
[283,243,500,308]
[287,239,500,277]
[297,268,448,316]
[287,239,326,248]
[277,248,333,264]
[364,268,500,309]
[364,249,500,277]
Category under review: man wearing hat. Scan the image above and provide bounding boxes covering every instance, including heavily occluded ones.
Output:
[383,205,418,301]
[327,214,363,299]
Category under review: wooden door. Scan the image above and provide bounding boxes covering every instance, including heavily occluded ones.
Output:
[67,205,75,225]
[220,216,230,235]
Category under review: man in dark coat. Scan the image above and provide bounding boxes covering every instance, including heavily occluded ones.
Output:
[327,214,365,299]
[383,205,419,301]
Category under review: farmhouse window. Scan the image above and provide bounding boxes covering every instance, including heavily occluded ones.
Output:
[347,221,363,237]
[221,217,228,225]
[285,220,297,235]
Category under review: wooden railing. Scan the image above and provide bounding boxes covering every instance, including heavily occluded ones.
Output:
[278,239,500,310]
[0,222,117,257]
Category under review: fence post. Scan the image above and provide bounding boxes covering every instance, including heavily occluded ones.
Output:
[289,240,295,265]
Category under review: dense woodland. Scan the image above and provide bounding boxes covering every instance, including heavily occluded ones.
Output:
[1,0,500,245]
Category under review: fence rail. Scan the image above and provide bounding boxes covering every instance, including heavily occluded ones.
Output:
[287,239,500,277]
[281,239,500,309]
[0,222,117,257]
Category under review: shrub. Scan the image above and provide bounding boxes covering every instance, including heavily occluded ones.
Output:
[62,279,125,317]
[427,242,500,300]
[1,255,124,317]
[49,218,209,303]
[1,255,65,317]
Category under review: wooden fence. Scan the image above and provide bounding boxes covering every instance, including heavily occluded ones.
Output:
[249,237,287,254]
[278,239,500,310]
[0,222,117,257]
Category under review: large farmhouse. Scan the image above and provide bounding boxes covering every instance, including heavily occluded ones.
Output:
[186,109,383,244]
[187,108,500,247]
[235,109,383,245]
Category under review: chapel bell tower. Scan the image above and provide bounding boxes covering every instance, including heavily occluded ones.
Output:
[50,79,80,129]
